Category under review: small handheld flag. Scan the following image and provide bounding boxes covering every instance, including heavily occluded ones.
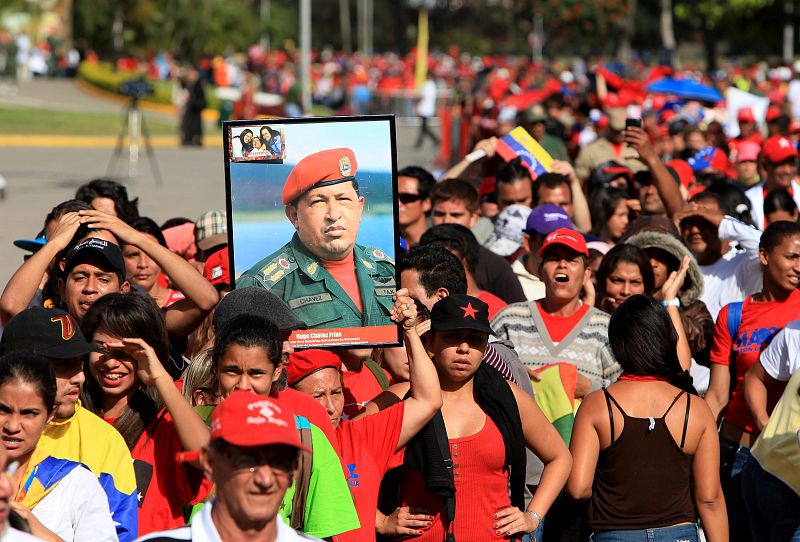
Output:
[496,126,554,179]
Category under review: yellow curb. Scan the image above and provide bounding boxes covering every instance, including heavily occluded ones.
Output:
[76,79,220,122]
[0,134,221,148]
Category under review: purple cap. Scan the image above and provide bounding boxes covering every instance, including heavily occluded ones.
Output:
[525,204,574,235]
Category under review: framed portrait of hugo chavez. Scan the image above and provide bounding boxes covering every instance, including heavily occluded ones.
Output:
[223,115,401,349]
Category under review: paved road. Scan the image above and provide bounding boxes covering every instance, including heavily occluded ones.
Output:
[0,79,440,289]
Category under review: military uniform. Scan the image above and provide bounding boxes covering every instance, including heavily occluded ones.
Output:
[237,233,395,329]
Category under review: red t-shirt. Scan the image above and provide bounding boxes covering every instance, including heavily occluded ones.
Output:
[125,409,212,536]
[342,364,388,419]
[322,256,363,313]
[398,416,510,542]
[277,387,337,444]
[336,402,405,542]
[710,289,800,432]
[537,302,591,343]
[476,290,508,320]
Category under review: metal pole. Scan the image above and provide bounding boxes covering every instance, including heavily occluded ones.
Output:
[300,0,312,115]
[784,0,795,63]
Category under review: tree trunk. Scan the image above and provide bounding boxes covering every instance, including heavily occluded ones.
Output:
[340,0,352,54]
[617,0,637,65]
[660,0,676,65]
[702,16,717,74]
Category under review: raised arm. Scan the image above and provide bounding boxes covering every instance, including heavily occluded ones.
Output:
[660,256,693,371]
[390,289,443,451]
[494,382,572,537]
[441,137,497,180]
[114,337,209,460]
[0,212,81,324]
[625,126,684,217]
[79,210,219,337]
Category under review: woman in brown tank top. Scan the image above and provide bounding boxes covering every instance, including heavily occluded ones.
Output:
[567,295,727,542]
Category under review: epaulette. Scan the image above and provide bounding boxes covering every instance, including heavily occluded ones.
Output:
[258,253,298,287]
[364,246,395,265]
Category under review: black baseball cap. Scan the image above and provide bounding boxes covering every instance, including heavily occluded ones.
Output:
[430,294,495,336]
[213,287,307,333]
[63,238,126,281]
[0,307,97,359]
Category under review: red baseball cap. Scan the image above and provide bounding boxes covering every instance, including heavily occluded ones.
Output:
[282,148,358,204]
[210,391,310,452]
[733,141,761,163]
[203,247,230,287]
[737,107,756,123]
[538,227,588,258]
[762,135,799,163]
[287,349,342,386]
[790,119,800,134]
[766,105,782,122]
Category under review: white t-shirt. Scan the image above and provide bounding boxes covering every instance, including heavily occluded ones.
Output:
[417,79,437,118]
[32,465,116,542]
[698,216,762,320]
[744,180,800,230]
[759,320,800,381]
[0,527,42,541]
[788,79,800,119]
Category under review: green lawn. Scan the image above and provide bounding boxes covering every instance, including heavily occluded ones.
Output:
[0,105,183,136]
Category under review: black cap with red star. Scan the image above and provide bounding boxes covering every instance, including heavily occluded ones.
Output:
[430,294,495,336]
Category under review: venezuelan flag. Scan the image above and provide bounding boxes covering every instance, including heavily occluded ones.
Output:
[496,126,554,179]
[531,363,580,445]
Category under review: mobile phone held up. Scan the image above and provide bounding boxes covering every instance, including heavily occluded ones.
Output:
[625,118,641,131]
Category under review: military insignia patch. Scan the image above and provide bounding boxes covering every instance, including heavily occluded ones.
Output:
[306,261,319,275]
[261,262,278,279]
[361,258,374,269]
[373,248,384,259]
[339,155,352,177]
[271,270,285,282]
[279,258,290,269]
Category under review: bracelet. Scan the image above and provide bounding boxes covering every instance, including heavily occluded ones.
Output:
[527,510,542,528]
[662,298,680,308]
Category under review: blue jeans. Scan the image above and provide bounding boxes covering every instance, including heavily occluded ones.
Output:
[719,436,752,542]
[592,524,698,542]
[741,456,800,542]
[520,517,544,542]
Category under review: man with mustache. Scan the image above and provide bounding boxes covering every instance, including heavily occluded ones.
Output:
[238,148,395,330]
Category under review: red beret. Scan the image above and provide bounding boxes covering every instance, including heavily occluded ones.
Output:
[203,247,230,287]
[282,148,358,204]
[287,349,342,386]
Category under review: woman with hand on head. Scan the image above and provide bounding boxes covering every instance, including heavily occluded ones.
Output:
[568,295,726,542]
[366,294,571,541]
[595,244,655,315]
[288,289,441,542]
[80,293,211,537]
[0,351,116,542]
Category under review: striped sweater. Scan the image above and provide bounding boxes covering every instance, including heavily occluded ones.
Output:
[491,301,621,391]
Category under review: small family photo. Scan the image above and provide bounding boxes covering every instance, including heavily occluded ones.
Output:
[228,124,286,162]
[223,115,399,348]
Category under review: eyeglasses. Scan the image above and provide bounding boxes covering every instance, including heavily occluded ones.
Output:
[398,193,427,204]
[220,447,296,478]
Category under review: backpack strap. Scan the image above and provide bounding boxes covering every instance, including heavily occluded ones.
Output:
[291,416,314,531]
[727,301,743,345]
[364,358,391,390]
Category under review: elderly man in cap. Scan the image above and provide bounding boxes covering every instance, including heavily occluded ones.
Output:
[238,148,395,330]
[0,307,138,541]
[136,391,322,542]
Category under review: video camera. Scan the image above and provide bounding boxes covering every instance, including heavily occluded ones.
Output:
[120,78,154,101]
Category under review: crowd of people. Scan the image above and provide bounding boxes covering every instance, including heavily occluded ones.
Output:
[3,49,800,542]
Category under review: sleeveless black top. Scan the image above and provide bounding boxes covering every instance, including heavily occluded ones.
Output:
[588,389,696,532]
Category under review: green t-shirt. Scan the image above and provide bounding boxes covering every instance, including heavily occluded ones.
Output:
[280,419,360,538]
[190,409,359,538]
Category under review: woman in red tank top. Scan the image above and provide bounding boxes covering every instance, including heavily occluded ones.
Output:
[568,295,727,542]
[373,294,571,541]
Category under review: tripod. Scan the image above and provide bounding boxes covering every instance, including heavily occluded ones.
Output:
[107,96,162,185]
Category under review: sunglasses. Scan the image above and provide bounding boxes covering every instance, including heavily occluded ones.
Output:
[398,193,427,204]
